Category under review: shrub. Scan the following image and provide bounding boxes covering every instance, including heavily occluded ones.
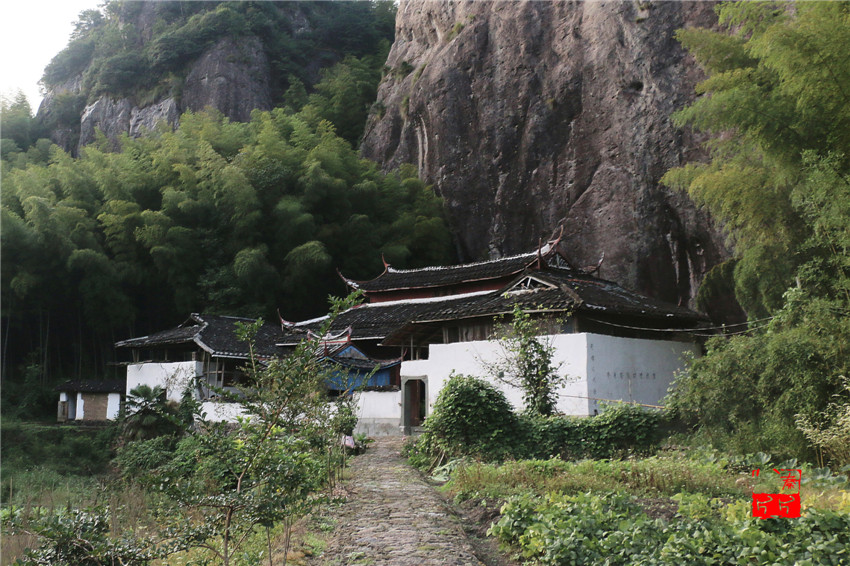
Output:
[515,403,666,460]
[423,373,518,460]
[112,436,178,479]
[6,506,166,565]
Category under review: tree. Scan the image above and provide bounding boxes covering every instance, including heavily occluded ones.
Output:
[484,305,569,416]
[136,295,361,565]
[662,1,850,459]
[663,1,850,316]
[120,385,180,442]
[1,92,35,152]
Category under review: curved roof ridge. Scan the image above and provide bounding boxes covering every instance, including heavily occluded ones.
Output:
[385,250,539,275]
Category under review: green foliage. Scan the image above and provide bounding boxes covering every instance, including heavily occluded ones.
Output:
[6,506,167,566]
[103,295,362,565]
[119,385,183,443]
[112,436,178,479]
[412,376,665,464]
[446,452,746,504]
[422,373,519,460]
[668,297,850,460]
[489,491,850,565]
[300,55,383,146]
[485,305,570,416]
[1,92,35,151]
[664,1,850,315]
[0,418,117,484]
[516,404,666,460]
[797,377,850,468]
[662,1,850,460]
[1,105,454,384]
[39,1,396,119]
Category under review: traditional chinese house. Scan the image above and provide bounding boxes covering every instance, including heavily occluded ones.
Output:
[113,313,401,422]
[111,237,708,433]
[276,237,708,434]
[55,379,125,422]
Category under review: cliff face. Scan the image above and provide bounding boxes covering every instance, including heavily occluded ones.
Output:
[361,0,729,311]
[40,35,272,154]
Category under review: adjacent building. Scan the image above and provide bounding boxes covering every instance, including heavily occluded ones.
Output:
[104,239,708,434]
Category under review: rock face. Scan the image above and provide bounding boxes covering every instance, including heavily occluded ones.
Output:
[182,36,273,123]
[69,36,270,152]
[361,0,729,311]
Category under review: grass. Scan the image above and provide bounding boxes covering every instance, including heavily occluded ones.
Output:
[442,447,850,516]
[445,453,748,503]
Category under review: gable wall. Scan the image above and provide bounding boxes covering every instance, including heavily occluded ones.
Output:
[126,361,202,401]
[585,335,696,413]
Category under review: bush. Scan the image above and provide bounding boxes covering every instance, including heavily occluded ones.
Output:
[423,373,518,460]
[515,403,666,460]
[6,506,165,565]
[112,436,178,479]
[408,379,666,465]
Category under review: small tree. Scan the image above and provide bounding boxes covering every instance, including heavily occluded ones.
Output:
[120,385,181,442]
[483,305,569,416]
[145,293,362,566]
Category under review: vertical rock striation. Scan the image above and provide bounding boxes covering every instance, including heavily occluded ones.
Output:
[361,0,729,311]
[67,35,271,153]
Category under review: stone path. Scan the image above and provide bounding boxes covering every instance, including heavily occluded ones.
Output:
[310,437,485,566]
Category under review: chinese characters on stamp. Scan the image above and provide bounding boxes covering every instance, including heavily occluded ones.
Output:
[751,468,801,519]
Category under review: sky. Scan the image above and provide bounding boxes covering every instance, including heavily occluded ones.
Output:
[1,0,102,112]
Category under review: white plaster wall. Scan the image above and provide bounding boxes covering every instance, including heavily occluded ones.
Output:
[200,401,247,422]
[356,390,401,420]
[126,361,201,402]
[76,393,85,420]
[402,334,592,416]
[585,335,697,413]
[59,392,68,402]
[400,333,697,417]
[548,334,592,415]
[354,390,402,436]
[106,392,122,420]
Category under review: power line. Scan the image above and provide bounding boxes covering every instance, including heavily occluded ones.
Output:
[583,315,775,335]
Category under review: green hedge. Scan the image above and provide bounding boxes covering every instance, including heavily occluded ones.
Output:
[417,374,666,463]
[515,404,666,460]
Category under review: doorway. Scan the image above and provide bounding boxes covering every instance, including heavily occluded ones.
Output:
[402,378,427,432]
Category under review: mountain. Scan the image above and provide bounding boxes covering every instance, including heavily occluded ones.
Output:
[36,1,394,154]
[360,0,736,317]
[36,0,738,319]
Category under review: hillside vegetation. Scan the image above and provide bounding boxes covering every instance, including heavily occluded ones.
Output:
[1,1,455,403]
[661,1,850,460]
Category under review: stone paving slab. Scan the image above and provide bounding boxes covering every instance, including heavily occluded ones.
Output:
[311,437,485,566]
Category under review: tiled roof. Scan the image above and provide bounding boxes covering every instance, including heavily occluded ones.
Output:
[277,296,488,345]
[537,270,704,321]
[115,314,280,359]
[282,266,706,345]
[341,250,553,292]
[55,379,125,393]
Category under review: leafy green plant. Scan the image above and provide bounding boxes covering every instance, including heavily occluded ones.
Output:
[422,373,518,461]
[484,305,570,416]
[119,385,181,443]
[445,453,745,503]
[489,490,850,565]
[5,506,168,566]
[797,377,850,468]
